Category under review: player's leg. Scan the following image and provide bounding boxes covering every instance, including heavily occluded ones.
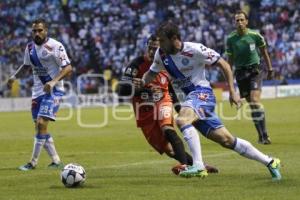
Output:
[247,91,270,144]
[207,127,281,180]
[176,106,207,178]
[38,93,63,168]
[161,125,219,174]
[140,123,191,165]
[19,96,43,171]
[158,102,189,165]
[162,125,189,165]
[247,70,270,144]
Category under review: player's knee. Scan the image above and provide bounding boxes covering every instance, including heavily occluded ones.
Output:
[165,149,175,157]
[219,135,235,148]
[249,102,262,110]
[36,118,47,132]
[161,125,174,132]
[175,116,189,128]
[250,94,260,104]
[164,144,175,157]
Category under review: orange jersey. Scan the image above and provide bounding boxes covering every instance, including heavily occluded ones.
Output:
[122,55,172,127]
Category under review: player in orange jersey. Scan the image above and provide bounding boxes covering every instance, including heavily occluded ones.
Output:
[118,34,218,174]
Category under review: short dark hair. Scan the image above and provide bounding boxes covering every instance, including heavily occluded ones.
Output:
[156,21,181,40]
[32,18,48,29]
[235,10,248,20]
[147,34,159,44]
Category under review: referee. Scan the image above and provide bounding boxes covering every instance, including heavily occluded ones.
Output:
[226,10,274,144]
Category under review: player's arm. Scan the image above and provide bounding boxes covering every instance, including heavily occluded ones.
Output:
[44,44,72,93]
[227,55,234,70]
[44,64,72,93]
[168,83,181,113]
[259,46,273,79]
[256,33,273,79]
[133,49,162,89]
[7,64,30,89]
[197,43,241,108]
[7,45,31,89]
[118,59,152,97]
[132,70,158,89]
[215,58,241,108]
[225,37,234,70]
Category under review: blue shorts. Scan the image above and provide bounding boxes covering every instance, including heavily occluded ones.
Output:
[31,91,64,121]
[181,87,224,137]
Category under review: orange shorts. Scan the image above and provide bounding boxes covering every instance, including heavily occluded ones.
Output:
[139,101,173,154]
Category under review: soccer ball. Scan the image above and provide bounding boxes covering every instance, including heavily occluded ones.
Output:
[61,163,86,188]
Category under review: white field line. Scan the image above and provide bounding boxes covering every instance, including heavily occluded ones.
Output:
[90,152,235,170]
[0,152,235,178]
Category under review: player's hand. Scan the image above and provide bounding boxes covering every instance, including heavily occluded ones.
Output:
[132,78,145,89]
[44,80,56,93]
[267,69,274,80]
[150,86,162,95]
[229,91,242,109]
[151,86,163,102]
[7,77,15,89]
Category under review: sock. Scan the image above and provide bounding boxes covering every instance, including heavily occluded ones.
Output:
[251,110,264,138]
[180,125,205,169]
[30,133,47,166]
[251,108,268,138]
[164,129,187,164]
[259,110,268,138]
[233,137,272,166]
[185,152,193,165]
[44,134,61,164]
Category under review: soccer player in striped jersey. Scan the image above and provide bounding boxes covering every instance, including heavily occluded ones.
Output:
[118,34,218,174]
[7,18,72,171]
[133,22,281,180]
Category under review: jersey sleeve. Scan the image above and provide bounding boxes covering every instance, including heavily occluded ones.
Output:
[225,37,233,56]
[121,59,140,81]
[23,45,31,66]
[149,49,164,73]
[54,43,71,68]
[196,43,220,65]
[255,32,266,48]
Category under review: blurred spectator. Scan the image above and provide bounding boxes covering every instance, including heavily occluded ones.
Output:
[0,0,300,97]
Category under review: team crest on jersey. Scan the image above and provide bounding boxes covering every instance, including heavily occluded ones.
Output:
[250,43,256,51]
[181,58,189,65]
[42,50,48,57]
[160,76,167,84]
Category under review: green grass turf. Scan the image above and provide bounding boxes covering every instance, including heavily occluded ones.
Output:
[0,97,300,200]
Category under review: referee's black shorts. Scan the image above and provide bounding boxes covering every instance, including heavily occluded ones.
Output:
[235,65,263,98]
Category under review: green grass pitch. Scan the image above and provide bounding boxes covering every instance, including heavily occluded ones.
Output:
[0,97,299,200]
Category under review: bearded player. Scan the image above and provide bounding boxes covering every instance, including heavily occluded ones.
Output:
[7,19,72,171]
[118,34,218,174]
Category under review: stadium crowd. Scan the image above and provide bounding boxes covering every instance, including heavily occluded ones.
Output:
[1,0,300,97]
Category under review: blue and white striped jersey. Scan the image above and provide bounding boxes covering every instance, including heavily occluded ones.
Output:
[150,42,220,95]
[23,38,70,98]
